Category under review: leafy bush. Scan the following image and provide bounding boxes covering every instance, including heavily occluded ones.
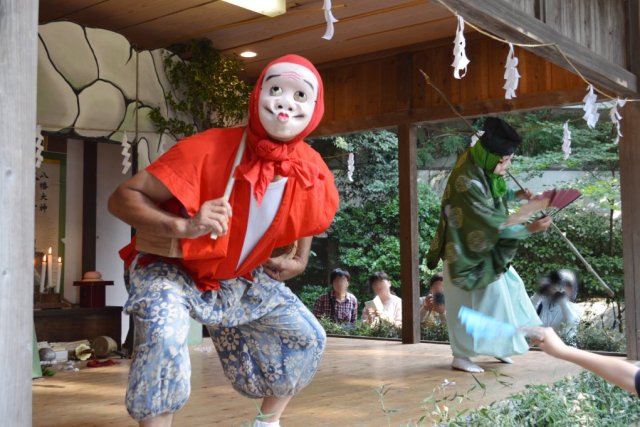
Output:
[575,319,626,353]
[317,317,401,339]
[298,284,327,312]
[317,317,450,342]
[425,370,640,426]
[420,321,449,342]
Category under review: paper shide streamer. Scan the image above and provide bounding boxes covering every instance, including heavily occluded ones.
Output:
[451,15,470,79]
[562,120,571,160]
[503,43,520,99]
[322,0,338,40]
[609,98,627,144]
[582,84,599,129]
[469,130,484,147]
[347,152,354,182]
[35,124,45,169]
[121,131,132,174]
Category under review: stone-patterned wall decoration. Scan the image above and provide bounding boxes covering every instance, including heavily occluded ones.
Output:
[37,21,183,169]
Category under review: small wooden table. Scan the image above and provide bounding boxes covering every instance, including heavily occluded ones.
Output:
[73,280,114,308]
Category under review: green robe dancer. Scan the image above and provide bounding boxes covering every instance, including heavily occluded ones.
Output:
[426,117,549,373]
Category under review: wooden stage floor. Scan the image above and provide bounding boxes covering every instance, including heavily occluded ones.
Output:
[33,337,584,426]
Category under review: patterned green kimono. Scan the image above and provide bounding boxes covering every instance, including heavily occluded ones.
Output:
[427,148,541,358]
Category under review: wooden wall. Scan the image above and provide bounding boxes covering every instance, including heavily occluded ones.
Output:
[495,0,627,70]
[540,0,627,68]
[315,34,584,136]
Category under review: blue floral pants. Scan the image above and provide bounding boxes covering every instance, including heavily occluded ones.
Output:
[123,256,326,421]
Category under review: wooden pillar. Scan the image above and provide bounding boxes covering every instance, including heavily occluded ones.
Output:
[622,1,640,360]
[398,123,420,344]
[627,0,640,78]
[0,0,38,425]
[82,141,97,273]
[621,102,640,360]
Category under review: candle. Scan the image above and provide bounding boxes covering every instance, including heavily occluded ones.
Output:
[55,257,62,293]
[47,247,52,291]
[40,254,46,293]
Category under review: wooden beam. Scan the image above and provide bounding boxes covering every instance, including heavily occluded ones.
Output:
[398,124,420,344]
[313,87,585,137]
[620,102,640,360]
[438,0,637,97]
[0,0,38,425]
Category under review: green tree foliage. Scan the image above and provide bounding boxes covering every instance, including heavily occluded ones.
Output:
[330,130,400,204]
[331,184,441,301]
[318,130,442,302]
[149,39,251,139]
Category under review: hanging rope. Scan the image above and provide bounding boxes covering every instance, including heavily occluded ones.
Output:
[433,0,640,102]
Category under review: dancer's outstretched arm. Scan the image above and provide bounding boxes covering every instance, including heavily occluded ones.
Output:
[532,327,638,394]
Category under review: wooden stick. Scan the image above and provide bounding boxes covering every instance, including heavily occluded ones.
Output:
[419,69,481,137]
[210,130,247,239]
[550,222,615,297]
[508,175,614,297]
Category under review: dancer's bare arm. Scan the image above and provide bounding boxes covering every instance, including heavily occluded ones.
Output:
[262,236,312,281]
[108,170,231,239]
[532,327,638,394]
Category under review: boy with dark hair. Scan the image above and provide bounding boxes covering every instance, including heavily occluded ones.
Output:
[312,268,358,324]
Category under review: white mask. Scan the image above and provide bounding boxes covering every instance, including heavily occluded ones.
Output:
[258,62,319,142]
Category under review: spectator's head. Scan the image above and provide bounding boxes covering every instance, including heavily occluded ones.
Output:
[428,272,444,295]
[330,268,350,295]
[539,269,579,302]
[369,271,392,298]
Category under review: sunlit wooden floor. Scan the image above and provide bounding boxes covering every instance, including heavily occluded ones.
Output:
[33,337,585,426]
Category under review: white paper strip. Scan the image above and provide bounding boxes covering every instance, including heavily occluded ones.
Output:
[121,131,132,174]
[609,98,627,144]
[322,0,339,40]
[470,130,484,147]
[35,124,45,168]
[451,16,470,79]
[582,84,599,129]
[347,152,354,182]
[562,120,572,160]
[503,43,520,99]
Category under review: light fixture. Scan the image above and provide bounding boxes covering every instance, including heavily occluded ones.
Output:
[222,0,286,17]
[239,51,257,58]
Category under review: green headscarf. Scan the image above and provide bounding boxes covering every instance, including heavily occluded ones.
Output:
[470,142,507,198]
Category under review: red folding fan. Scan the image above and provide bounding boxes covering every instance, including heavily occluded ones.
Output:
[530,188,582,216]
[506,188,581,226]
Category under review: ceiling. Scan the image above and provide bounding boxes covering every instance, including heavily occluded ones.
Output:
[38,0,460,78]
